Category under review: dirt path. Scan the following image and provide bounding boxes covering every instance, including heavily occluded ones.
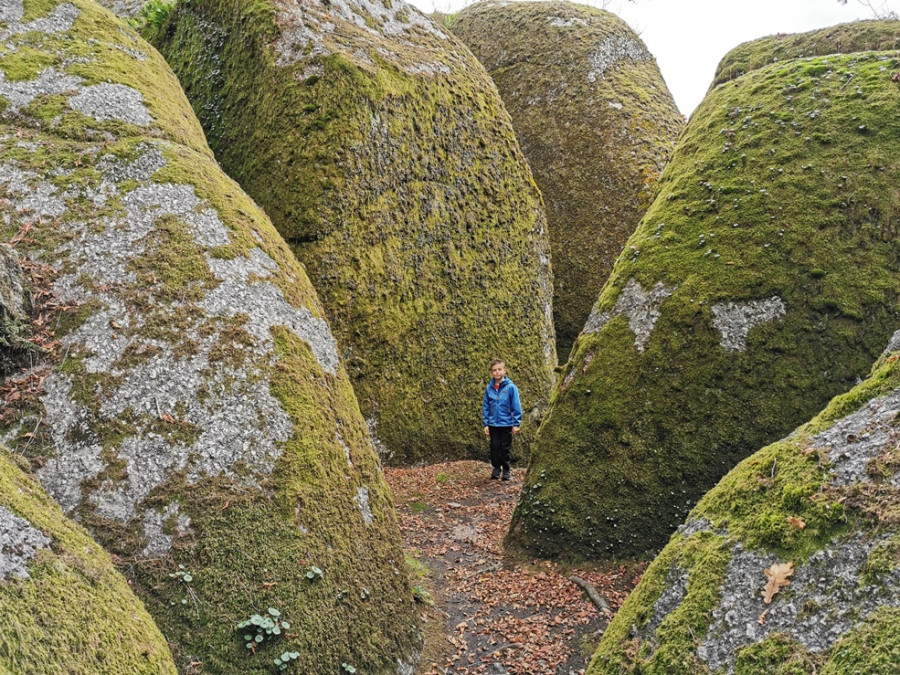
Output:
[385,462,646,674]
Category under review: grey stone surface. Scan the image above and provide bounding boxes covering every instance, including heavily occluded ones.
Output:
[95,0,146,19]
[0,2,78,39]
[811,387,900,486]
[0,145,342,554]
[883,328,900,356]
[583,278,676,352]
[697,535,900,673]
[273,0,448,74]
[0,505,50,580]
[0,68,82,117]
[0,163,67,219]
[69,83,153,127]
[640,563,689,646]
[0,243,25,321]
[711,297,787,351]
[354,485,373,524]
[141,502,192,557]
[0,68,152,129]
[586,34,652,83]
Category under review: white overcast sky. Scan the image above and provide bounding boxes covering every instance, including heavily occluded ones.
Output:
[410,0,900,117]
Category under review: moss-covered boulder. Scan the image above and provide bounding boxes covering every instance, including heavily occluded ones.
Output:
[150,0,557,465]
[712,19,900,87]
[0,446,176,673]
[589,331,900,674]
[450,1,683,359]
[0,1,418,671]
[508,42,900,560]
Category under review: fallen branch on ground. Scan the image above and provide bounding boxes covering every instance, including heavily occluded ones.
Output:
[569,575,611,613]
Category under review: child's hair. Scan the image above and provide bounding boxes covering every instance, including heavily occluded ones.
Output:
[490,358,504,368]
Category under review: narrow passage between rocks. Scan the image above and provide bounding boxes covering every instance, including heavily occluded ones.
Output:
[385,462,646,674]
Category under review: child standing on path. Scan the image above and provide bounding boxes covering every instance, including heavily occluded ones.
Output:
[482,359,522,481]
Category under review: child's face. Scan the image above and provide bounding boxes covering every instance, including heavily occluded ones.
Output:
[491,363,506,381]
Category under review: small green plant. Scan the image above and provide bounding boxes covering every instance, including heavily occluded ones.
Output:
[412,585,434,606]
[128,0,176,32]
[168,564,193,583]
[409,500,428,514]
[237,608,292,653]
[341,664,357,674]
[305,565,323,580]
[273,651,300,671]
[168,564,195,606]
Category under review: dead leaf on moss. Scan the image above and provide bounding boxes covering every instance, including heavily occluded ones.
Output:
[762,561,794,604]
[787,516,806,530]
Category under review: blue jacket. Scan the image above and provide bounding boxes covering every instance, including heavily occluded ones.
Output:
[482,377,522,427]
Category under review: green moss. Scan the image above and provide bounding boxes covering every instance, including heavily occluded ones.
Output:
[0,45,56,80]
[113,327,419,673]
[127,213,218,302]
[1,0,210,154]
[860,535,900,586]
[588,351,900,673]
[510,49,900,560]
[2,3,421,671]
[0,448,176,674]
[151,0,556,465]
[451,1,683,359]
[589,531,730,674]
[734,634,823,674]
[712,19,900,87]
[820,606,900,674]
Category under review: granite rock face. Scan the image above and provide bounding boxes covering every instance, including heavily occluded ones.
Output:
[151,0,557,464]
[508,34,900,559]
[589,333,900,674]
[0,2,418,672]
[451,1,683,358]
[0,445,176,673]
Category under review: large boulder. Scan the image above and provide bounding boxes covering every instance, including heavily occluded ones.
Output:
[149,0,557,464]
[507,42,900,559]
[0,446,176,673]
[589,331,900,674]
[0,1,418,672]
[712,19,900,87]
[450,1,683,359]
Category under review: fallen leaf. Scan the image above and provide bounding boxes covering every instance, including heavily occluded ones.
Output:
[787,516,806,530]
[160,413,174,423]
[758,607,770,625]
[762,561,794,604]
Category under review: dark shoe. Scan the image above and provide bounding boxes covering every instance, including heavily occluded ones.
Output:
[501,469,511,481]
[490,467,501,480]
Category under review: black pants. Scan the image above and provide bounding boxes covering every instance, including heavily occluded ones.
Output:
[489,426,512,471]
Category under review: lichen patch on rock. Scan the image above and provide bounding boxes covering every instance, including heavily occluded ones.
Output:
[583,278,676,352]
[0,504,50,580]
[711,296,787,352]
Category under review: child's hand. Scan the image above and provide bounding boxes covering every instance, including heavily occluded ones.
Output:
[484,426,490,436]
[513,426,520,435]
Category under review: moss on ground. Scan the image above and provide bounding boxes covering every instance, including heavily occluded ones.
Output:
[451,1,683,359]
[712,19,900,87]
[587,347,900,673]
[150,0,557,465]
[1,1,420,671]
[509,44,900,560]
[0,447,176,674]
